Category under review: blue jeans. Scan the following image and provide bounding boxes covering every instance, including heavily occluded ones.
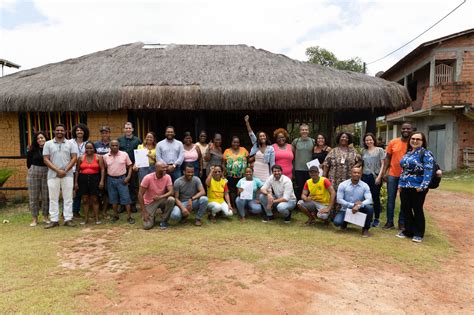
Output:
[171,196,208,221]
[333,204,374,230]
[138,166,155,184]
[235,197,263,217]
[386,176,404,224]
[258,194,296,217]
[168,167,182,182]
[362,174,382,220]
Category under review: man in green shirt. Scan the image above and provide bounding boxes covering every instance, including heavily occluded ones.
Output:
[291,123,315,201]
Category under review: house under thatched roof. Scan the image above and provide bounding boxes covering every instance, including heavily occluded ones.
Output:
[0,42,410,123]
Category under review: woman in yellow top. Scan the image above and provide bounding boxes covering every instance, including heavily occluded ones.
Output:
[206,165,233,222]
[134,132,157,183]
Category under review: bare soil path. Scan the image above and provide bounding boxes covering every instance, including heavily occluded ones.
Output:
[66,190,473,314]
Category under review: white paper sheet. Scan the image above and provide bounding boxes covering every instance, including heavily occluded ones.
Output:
[344,209,367,227]
[134,149,149,168]
[240,181,254,200]
[306,158,323,176]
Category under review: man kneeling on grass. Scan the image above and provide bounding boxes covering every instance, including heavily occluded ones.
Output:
[297,165,336,225]
[171,163,208,226]
[259,164,296,223]
[139,162,175,230]
[335,166,374,237]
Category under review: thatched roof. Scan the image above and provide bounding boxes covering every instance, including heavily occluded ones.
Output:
[0,42,410,115]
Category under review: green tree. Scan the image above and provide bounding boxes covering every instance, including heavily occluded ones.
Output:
[305,46,365,73]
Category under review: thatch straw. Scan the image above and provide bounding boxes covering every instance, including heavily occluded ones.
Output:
[0,42,411,113]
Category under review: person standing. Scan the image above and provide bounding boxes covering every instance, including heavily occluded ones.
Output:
[259,165,296,223]
[171,163,208,226]
[70,123,89,218]
[135,132,157,183]
[297,165,336,225]
[244,115,275,182]
[156,126,184,182]
[182,132,202,177]
[195,131,209,185]
[381,122,413,230]
[26,132,50,226]
[103,140,135,224]
[94,126,112,156]
[396,132,434,243]
[292,124,315,201]
[334,166,374,237]
[94,125,112,218]
[223,136,249,207]
[312,133,332,164]
[361,133,385,227]
[204,133,224,176]
[272,128,294,179]
[139,162,175,230]
[74,142,105,225]
[43,124,78,229]
[118,122,142,212]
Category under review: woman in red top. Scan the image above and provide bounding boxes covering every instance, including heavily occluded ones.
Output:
[272,128,294,179]
[74,142,105,225]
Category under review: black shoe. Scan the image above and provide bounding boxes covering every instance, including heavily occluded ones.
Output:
[398,223,405,231]
[284,213,292,224]
[73,212,82,219]
[382,222,395,230]
[127,217,135,224]
[44,221,59,229]
[111,215,120,223]
[262,215,274,223]
[118,206,125,214]
[64,220,76,227]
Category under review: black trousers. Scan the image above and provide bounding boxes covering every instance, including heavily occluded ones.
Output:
[400,188,428,238]
[294,170,310,201]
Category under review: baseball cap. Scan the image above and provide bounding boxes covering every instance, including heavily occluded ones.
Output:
[309,165,320,172]
[100,126,111,132]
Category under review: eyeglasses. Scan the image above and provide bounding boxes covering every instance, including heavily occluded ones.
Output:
[411,138,423,141]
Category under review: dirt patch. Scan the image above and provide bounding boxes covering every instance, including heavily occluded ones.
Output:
[82,191,473,314]
[58,228,131,277]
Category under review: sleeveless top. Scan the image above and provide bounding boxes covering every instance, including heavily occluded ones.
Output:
[305,176,331,205]
[312,147,329,164]
[272,143,293,179]
[80,154,100,175]
[184,144,199,162]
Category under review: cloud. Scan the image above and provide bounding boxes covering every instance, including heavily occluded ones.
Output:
[0,0,473,76]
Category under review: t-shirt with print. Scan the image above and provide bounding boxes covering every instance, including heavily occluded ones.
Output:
[174,176,203,202]
[223,147,249,178]
[291,137,315,171]
[236,177,263,199]
[386,138,408,177]
[207,178,228,203]
[140,173,172,205]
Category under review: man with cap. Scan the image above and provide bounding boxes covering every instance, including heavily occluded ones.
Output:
[297,165,336,225]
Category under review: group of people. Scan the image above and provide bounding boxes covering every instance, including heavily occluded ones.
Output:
[26,116,436,242]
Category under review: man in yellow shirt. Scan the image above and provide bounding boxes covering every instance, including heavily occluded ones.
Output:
[297,165,336,224]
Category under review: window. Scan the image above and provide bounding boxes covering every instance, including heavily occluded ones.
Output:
[435,63,454,85]
[18,112,87,156]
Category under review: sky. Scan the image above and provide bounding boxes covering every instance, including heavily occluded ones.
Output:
[0,0,473,76]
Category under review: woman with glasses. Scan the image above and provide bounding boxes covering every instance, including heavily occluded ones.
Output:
[396,132,434,243]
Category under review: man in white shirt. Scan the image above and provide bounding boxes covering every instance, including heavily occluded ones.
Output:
[259,165,296,223]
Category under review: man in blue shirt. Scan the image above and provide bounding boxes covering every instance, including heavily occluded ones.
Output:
[335,166,374,237]
[156,126,184,182]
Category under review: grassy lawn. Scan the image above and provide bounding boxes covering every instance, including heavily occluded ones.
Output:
[0,199,454,313]
[438,169,474,194]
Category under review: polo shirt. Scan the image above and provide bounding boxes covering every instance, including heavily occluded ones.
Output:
[103,150,132,177]
[262,174,296,201]
[141,173,172,205]
[43,138,78,179]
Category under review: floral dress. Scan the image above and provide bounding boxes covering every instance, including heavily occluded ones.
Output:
[323,146,361,190]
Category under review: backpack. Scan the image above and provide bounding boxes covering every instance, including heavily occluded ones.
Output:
[419,149,442,189]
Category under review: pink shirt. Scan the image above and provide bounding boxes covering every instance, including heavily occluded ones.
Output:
[103,151,132,176]
[273,143,294,179]
[140,173,172,205]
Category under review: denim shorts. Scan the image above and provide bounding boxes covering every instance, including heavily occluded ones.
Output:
[107,175,132,205]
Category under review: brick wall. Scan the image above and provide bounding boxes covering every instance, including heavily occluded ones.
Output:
[457,113,474,168]
[0,110,128,200]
